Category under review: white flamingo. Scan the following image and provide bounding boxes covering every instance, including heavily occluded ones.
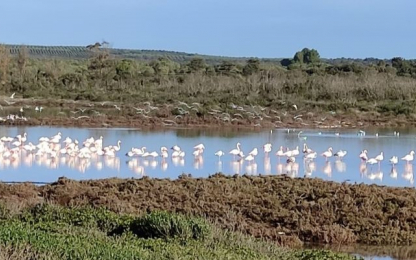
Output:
[359,150,368,161]
[303,143,313,154]
[402,151,415,164]
[160,148,169,160]
[276,146,285,159]
[375,152,384,164]
[334,150,347,160]
[193,149,203,158]
[321,147,333,161]
[263,143,272,155]
[148,151,159,160]
[286,156,296,163]
[389,156,398,166]
[244,154,255,164]
[249,148,258,157]
[367,158,378,165]
[304,152,317,160]
[194,143,205,151]
[229,142,242,159]
[214,150,224,161]
[0,136,14,142]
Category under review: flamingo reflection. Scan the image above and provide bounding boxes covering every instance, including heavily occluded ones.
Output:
[264,157,271,175]
[322,162,332,177]
[390,166,398,179]
[402,164,414,185]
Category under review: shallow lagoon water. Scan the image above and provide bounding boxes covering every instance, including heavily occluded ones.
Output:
[0,125,415,260]
[0,126,415,189]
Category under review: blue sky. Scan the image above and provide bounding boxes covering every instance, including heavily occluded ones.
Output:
[1,0,415,59]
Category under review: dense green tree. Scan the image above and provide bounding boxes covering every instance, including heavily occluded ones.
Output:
[293,48,320,64]
[293,51,304,64]
[303,48,320,64]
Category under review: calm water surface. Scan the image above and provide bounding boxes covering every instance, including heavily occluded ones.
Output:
[0,125,415,260]
[0,126,415,189]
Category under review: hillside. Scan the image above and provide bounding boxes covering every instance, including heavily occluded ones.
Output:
[3,43,392,65]
[4,44,257,65]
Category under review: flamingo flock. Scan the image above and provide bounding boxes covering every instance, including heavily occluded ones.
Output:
[0,132,122,173]
[0,129,415,185]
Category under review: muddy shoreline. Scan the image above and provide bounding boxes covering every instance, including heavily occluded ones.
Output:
[2,174,416,247]
[0,96,412,129]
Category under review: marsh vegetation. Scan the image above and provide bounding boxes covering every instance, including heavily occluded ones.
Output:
[0,201,360,260]
[0,44,416,122]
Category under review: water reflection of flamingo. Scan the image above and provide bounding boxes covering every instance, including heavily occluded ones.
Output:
[172,157,185,167]
[403,164,414,185]
[264,157,271,175]
[304,161,316,177]
[322,161,332,177]
[276,163,284,175]
[193,156,203,170]
[216,161,223,173]
[127,159,145,176]
[231,158,243,174]
[285,162,299,178]
[390,166,397,179]
[367,170,383,182]
[334,160,346,173]
[161,160,168,171]
[245,162,258,175]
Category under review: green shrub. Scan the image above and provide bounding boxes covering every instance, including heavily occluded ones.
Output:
[130,211,211,241]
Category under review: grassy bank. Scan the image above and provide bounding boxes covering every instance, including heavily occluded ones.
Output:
[2,174,416,248]
[0,203,359,260]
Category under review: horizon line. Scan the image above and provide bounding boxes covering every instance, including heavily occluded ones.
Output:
[1,42,412,61]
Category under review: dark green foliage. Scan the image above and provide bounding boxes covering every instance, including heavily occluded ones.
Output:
[293,48,320,64]
[130,211,211,241]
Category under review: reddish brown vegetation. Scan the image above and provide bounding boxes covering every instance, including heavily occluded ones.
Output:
[1,174,416,247]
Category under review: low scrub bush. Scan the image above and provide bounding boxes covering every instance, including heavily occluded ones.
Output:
[130,211,211,241]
